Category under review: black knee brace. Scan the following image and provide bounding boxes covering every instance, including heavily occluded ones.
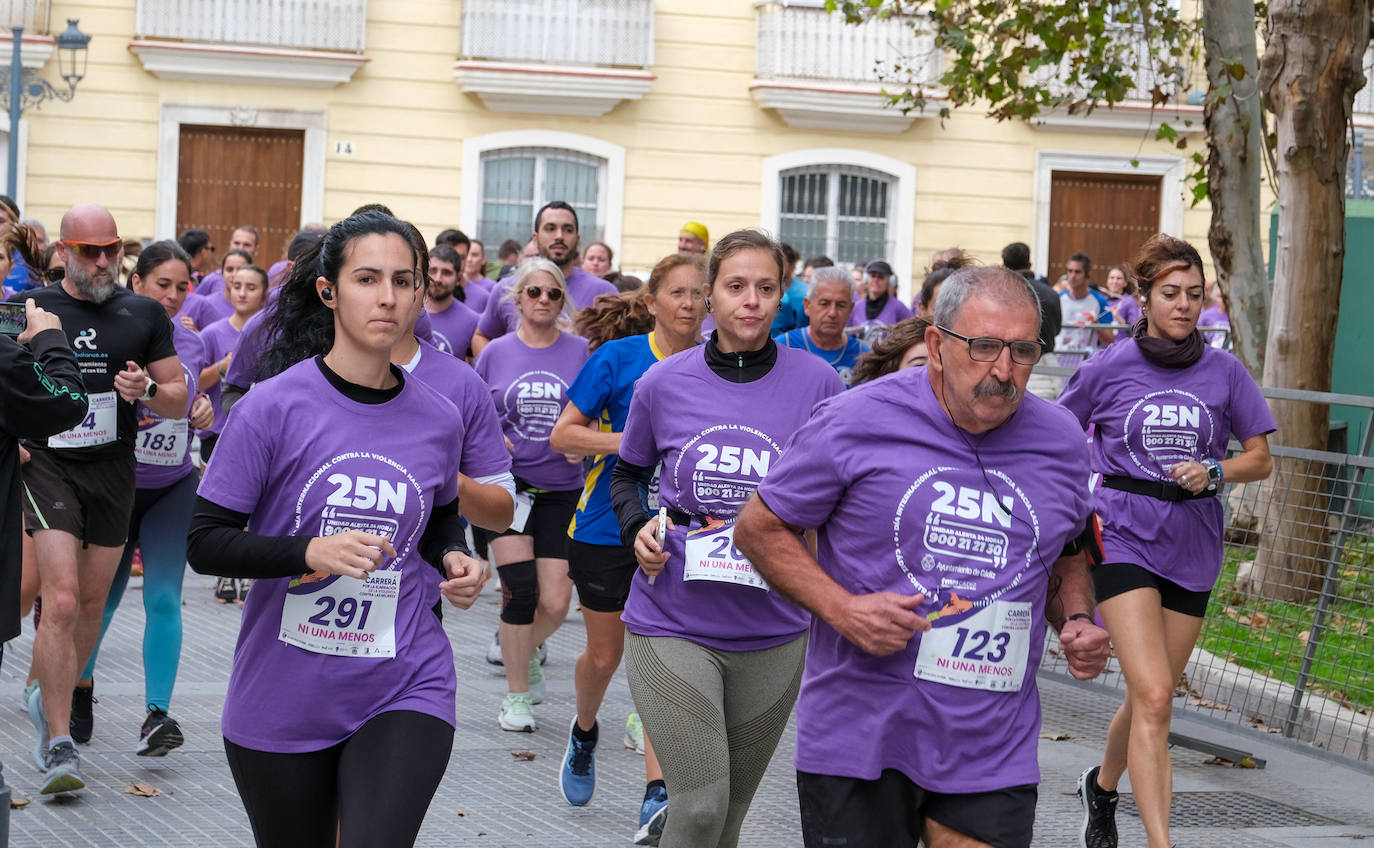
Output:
[498,559,538,625]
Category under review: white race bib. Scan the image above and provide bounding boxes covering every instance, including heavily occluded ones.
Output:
[134,418,188,467]
[278,570,400,658]
[914,601,1032,692]
[509,492,533,533]
[683,520,769,591]
[49,391,118,449]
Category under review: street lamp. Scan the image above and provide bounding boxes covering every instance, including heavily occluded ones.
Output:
[2,19,91,198]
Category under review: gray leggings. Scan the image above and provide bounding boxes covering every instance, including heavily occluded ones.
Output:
[624,631,807,848]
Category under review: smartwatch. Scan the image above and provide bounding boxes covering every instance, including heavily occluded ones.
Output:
[1202,458,1222,491]
[140,381,159,402]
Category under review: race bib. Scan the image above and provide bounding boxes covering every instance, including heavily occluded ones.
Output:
[510,492,532,533]
[134,418,188,467]
[683,520,769,591]
[279,570,400,658]
[49,391,118,449]
[914,601,1032,692]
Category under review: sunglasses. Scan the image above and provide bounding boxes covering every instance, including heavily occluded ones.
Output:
[523,285,564,302]
[62,238,123,261]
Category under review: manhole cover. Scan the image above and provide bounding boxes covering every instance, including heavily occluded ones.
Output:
[1120,792,1343,828]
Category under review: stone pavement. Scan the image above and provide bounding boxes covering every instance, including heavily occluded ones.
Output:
[1,569,1371,847]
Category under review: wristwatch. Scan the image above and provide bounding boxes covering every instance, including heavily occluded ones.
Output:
[140,381,158,402]
[1202,458,1223,491]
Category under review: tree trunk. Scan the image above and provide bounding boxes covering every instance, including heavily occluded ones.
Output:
[1201,0,1268,381]
[1245,1,1370,601]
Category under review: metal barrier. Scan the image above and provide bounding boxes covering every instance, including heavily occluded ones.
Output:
[1038,384,1374,765]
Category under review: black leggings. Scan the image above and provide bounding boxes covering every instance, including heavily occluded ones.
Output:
[224,710,454,848]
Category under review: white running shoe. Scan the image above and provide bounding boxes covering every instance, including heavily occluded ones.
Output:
[528,655,545,705]
[499,693,536,732]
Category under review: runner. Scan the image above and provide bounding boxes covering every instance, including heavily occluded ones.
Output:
[1058,235,1275,848]
[198,263,269,471]
[470,202,616,355]
[464,238,496,295]
[777,266,869,387]
[609,230,843,847]
[735,265,1112,848]
[848,260,911,330]
[79,240,214,755]
[185,209,488,848]
[1105,265,1140,343]
[180,249,249,331]
[424,244,482,357]
[13,202,187,794]
[547,252,707,843]
[473,257,589,733]
[850,316,933,384]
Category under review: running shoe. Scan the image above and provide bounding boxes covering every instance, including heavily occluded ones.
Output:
[39,741,84,794]
[21,679,37,712]
[1077,765,1119,848]
[486,630,503,665]
[624,713,646,755]
[137,709,185,757]
[498,693,536,732]
[634,784,669,846]
[559,717,597,806]
[236,579,252,603]
[528,655,546,705]
[27,686,48,771]
[70,682,96,744]
[215,577,237,604]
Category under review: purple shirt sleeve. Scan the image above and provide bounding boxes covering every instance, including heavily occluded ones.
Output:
[756,396,848,529]
[1228,359,1277,441]
[197,391,274,514]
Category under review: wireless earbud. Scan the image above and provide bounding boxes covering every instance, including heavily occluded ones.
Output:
[320,286,333,302]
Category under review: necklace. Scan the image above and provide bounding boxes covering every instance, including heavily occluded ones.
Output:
[802,331,847,366]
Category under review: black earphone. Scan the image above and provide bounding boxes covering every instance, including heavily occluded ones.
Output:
[320,286,333,302]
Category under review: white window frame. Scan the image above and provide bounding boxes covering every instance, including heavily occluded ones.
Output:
[1032,150,1186,278]
[154,103,326,240]
[762,148,915,297]
[461,130,625,259]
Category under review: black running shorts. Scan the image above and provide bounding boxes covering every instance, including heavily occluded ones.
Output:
[21,447,136,548]
[1092,562,1212,617]
[566,538,638,613]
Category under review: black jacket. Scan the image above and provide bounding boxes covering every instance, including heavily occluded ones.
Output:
[0,329,87,641]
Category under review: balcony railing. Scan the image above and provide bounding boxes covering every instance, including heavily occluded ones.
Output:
[755,0,939,86]
[460,0,653,69]
[134,0,368,53]
[1,0,46,33]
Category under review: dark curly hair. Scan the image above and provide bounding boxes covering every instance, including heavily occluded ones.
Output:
[852,316,932,384]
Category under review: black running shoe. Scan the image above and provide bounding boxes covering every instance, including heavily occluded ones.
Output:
[70,683,96,744]
[1078,765,1119,848]
[137,709,185,757]
[215,577,237,604]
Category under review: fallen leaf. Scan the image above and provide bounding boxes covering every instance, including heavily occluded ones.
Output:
[9,798,28,809]
[126,783,160,797]
[510,750,536,761]
[1238,614,1253,627]
[1203,755,1235,767]
[1040,732,1074,741]
[1224,606,1240,621]
[1298,630,1310,643]
[1249,612,1268,629]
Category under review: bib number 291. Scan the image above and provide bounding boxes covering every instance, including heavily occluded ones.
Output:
[307,596,373,631]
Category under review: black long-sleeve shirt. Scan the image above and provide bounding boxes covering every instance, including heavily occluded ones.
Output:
[1,328,88,640]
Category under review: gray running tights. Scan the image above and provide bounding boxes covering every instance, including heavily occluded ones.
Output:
[624,631,807,848]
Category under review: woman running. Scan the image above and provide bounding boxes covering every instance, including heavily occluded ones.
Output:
[473,257,589,733]
[198,263,269,459]
[609,230,843,847]
[185,210,488,848]
[851,315,932,384]
[548,254,706,843]
[1058,234,1275,848]
[77,240,214,753]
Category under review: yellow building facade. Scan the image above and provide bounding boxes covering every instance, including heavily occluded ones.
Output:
[5,0,1241,298]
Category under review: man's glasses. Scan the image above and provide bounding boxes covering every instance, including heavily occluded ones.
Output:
[937,326,1043,366]
[62,239,122,261]
[524,285,564,302]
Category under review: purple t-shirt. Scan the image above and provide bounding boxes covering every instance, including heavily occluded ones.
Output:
[198,317,241,437]
[467,276,495,294]
[403,342,512,479]
[196,269,224,297]
[461,283,489,314]
[425,300,480,358]
[757,367,1091,792]
[475,266,617,340]
[181,290,234,331]
[847,296,912,328]
[1111,295,1142,341]
[473,332,589,490]
[134,323,203,490]
[618,345,844,651]
[1199,304,1230,347]
[197,359,463,753]
[1058,341,1275,590]
[224,305,274,389]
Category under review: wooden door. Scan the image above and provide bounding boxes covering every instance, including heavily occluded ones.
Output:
[176,125,304,271]
[1047,171,1162,283]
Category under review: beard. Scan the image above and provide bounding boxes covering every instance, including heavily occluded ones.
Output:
[973,375,1020,404]
[67,264,117,304]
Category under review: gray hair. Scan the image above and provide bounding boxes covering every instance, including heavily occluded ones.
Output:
[933,266,1041,335]
[503,256,574,325]
[807,266,855,300]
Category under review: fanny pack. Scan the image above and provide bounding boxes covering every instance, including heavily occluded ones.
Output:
[1101,475,1215,502]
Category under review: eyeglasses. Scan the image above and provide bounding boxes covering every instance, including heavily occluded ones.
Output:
[524,285,564,302]
[937,326,1043,366]
[61,238,122,261]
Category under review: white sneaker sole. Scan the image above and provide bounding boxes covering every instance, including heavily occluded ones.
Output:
[633,803,667,846]
[498,710,536,733]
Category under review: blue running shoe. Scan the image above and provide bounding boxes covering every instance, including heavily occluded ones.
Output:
[28,686,48,771]
[559,717,597,806]
[634,784,668,846]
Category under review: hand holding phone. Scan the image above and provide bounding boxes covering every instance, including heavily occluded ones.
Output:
[649,506,667,586]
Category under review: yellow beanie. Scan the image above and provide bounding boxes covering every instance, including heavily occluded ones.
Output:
[680,221,709,247]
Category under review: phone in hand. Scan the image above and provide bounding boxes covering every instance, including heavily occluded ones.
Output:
[0,302,26,337]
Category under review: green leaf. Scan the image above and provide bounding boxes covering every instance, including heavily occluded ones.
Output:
[1156,122,1180,143]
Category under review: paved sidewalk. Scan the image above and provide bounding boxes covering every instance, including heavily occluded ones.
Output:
[1,569,1371,847]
